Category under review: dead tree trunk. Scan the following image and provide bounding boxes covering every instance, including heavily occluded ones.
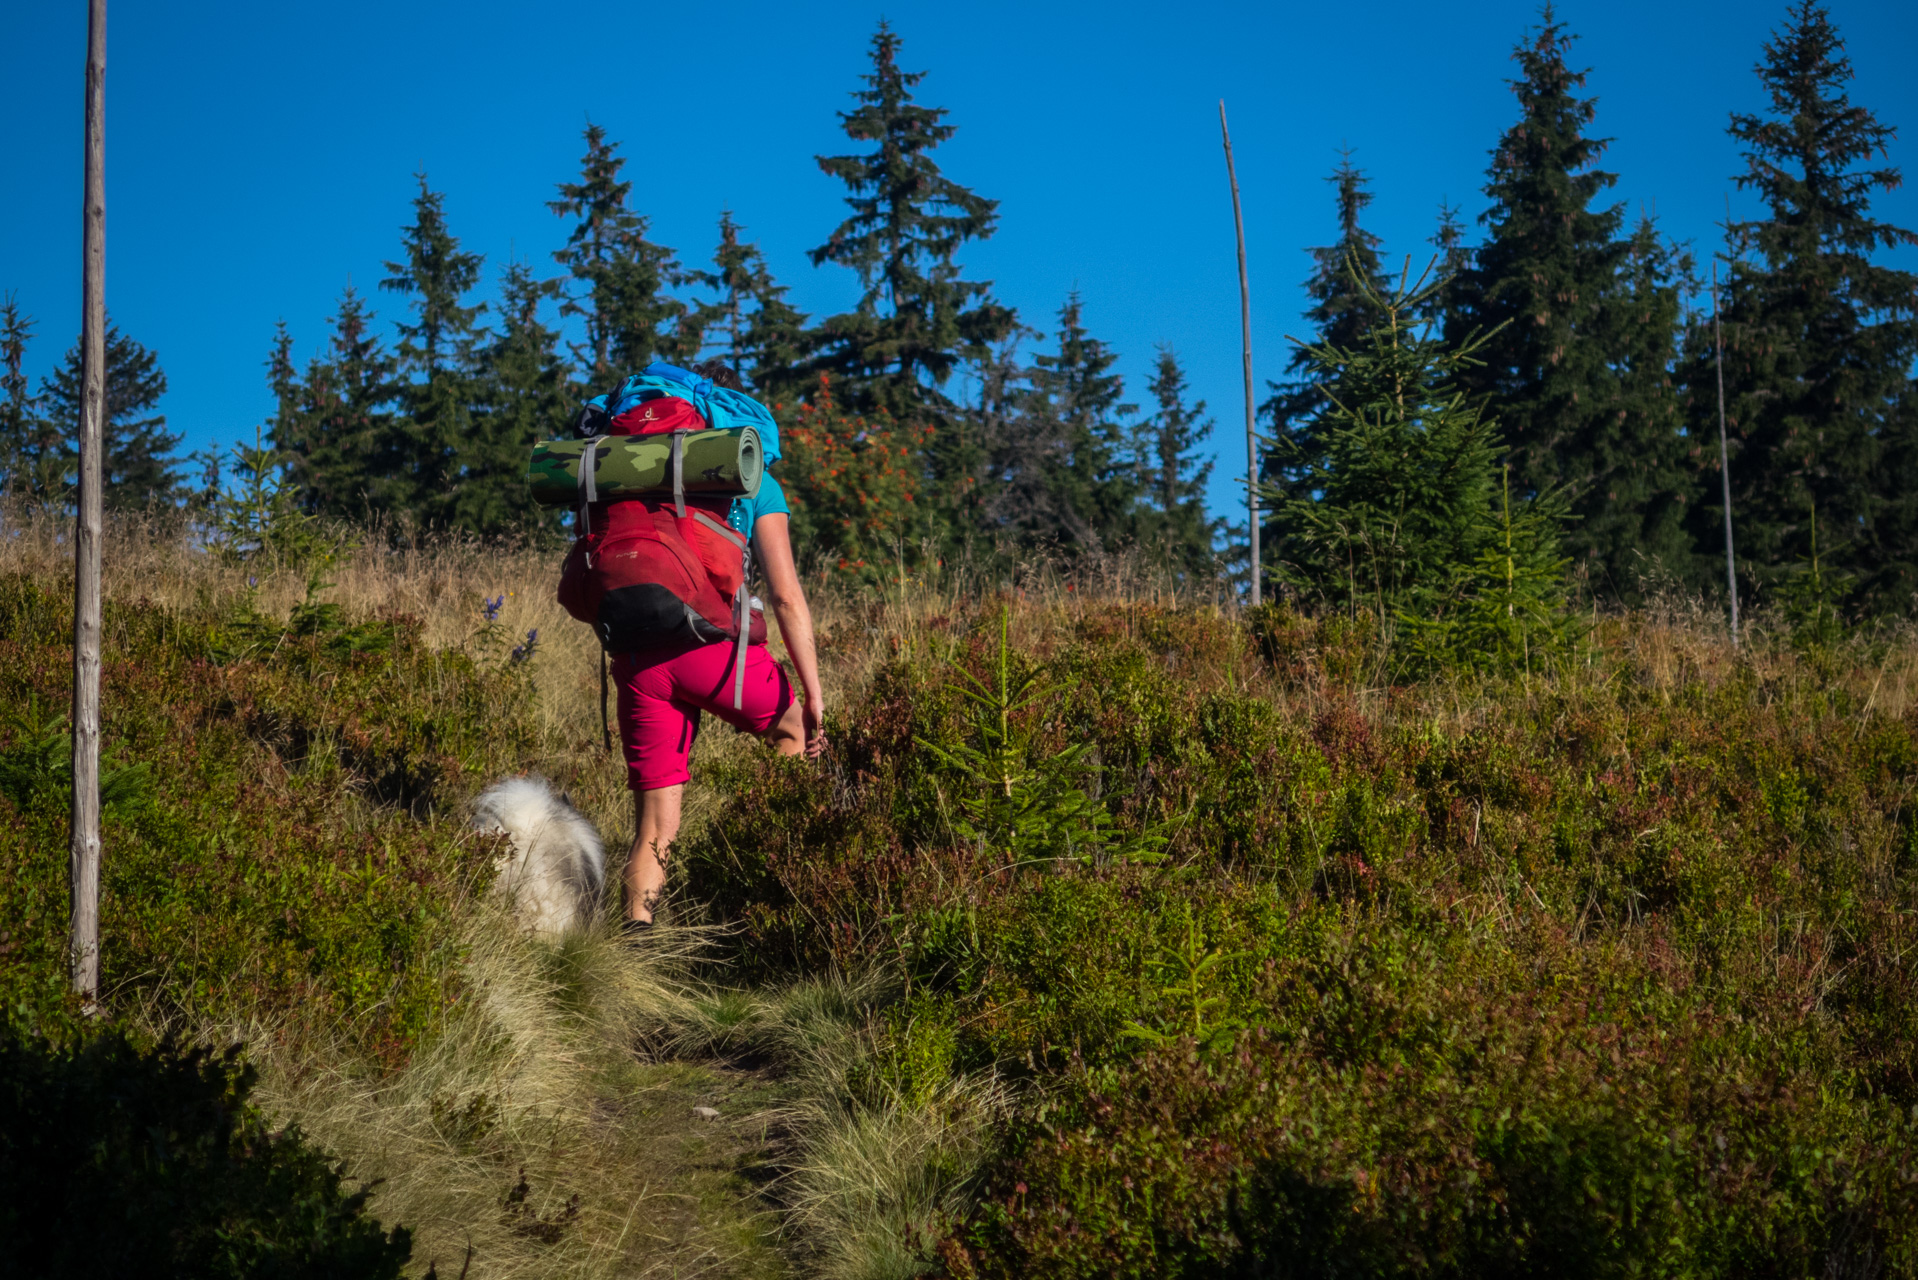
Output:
[1218,101,1258,605]
[70,0,107,1004]
[1711,259,1739,648]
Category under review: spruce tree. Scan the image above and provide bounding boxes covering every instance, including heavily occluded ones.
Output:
[467,262,570,537]
[1448,7,1695,597]
[1602,214,1700,593]
[809,21,1014,421]
[39,316,181,509]
[1262,154,1395,573]
[1686,2,1918,607]
[954,328,1038,550]
[0,294,54,499]
[549,125,694,383]
[691,211,809,396]
[1401,462,1579,675]
[1266,267,1507,633]
[380,174,487,528]
[1420,202,1472,329]
[1015,295,1137,553]
[1138,346,1220,580]
[1051,294,1139,542]
[1265,153,1393,440]
[382,175,484,379]
[272,289,403,524]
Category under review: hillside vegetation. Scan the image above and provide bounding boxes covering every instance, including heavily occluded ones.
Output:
[3,508,1917,1277]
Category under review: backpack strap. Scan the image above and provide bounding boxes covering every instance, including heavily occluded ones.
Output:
[670,429,688,518]
[733,529,759,712]
[586,405,618,745]
[731,586,749,712]
[577,435,604,558]
[690,509,744,544]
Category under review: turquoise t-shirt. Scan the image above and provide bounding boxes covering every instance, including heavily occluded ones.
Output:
[728,471,789,536]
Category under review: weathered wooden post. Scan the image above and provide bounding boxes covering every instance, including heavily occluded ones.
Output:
[1711,259,1739,648]
[1218,101,1258,605]
[70,0,107,1003]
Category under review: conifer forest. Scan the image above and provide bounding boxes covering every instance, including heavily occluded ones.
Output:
[4,4,1918,1277]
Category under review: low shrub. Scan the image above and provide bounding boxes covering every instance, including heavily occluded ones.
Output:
[953,946,1918,1277]
[0,573,538,1052]
[679,597,1918,1269]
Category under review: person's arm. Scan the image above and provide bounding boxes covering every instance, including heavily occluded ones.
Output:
[753,512,826,757]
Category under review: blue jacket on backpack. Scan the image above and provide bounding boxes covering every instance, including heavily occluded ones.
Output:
[587,362,782,465]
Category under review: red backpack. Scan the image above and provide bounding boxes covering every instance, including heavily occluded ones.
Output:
[556,395,766,709]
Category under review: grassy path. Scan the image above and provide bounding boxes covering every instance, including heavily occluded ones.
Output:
[582,1057,798,1279]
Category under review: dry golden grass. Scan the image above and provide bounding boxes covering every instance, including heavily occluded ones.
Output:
[783,1070,1010,1280]
[162,908,805,1280]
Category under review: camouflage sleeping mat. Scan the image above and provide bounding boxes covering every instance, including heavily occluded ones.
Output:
[525,427,763,507]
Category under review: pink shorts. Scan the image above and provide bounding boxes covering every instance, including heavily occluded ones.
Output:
[612,642,794,791]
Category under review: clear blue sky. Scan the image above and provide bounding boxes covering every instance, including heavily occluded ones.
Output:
[4,0,1915,521]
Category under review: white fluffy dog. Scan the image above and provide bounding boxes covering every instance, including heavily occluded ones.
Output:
[471,776,606,936]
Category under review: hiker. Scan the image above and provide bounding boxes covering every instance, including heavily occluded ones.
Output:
[550,359,825,935]
[619,362,824,932]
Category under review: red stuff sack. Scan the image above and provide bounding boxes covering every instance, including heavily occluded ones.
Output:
[556,396,767,704]
[608,393,707,437]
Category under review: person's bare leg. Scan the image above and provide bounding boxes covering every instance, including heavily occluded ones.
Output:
[626,784,684,924]
[763,698,806,756]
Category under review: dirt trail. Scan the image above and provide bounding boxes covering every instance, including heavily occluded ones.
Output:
[583,1055,800,1278]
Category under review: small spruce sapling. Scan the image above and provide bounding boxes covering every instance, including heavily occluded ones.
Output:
[0,693,150,814]
[1121,919,1246,1055]
[1401,464,1580,676]
[1778,497,1851,651]
[208,425,346,570]
[915,606,1164,869]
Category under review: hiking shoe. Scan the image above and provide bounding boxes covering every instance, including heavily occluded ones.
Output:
[620,917,654,943]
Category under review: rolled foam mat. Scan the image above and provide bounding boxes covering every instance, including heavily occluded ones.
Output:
[525,427,762,506]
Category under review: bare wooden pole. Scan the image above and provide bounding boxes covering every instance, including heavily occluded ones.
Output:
[1219,101,1258,605]
[70,0,107,1003]
[1711,259,1739,648]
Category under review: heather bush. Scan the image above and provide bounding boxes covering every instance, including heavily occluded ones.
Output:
[0,572,538,1050]
[678,596,1918,1272]
[954,973,1917,1278]
[6,510,1917,1275]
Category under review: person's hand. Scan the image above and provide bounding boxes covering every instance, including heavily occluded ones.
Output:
[802,692,826,758]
